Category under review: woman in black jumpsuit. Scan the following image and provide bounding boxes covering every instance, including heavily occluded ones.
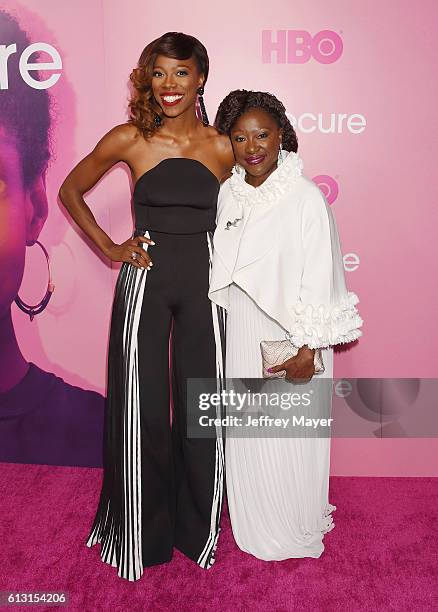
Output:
[59,33,233,581]
[86,158,226,579]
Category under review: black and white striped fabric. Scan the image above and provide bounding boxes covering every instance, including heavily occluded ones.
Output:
[196,232,226,569]
[86,230,226,581]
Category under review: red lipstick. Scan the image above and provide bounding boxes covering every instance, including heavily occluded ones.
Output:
[160,94,184,107]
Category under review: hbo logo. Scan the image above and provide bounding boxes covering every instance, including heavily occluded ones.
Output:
[262,30,343,64]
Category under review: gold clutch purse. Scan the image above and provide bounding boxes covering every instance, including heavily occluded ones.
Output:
[260,339,325,379]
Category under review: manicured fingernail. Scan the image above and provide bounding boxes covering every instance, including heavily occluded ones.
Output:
[267,368,273,373]
[150,241,155,245]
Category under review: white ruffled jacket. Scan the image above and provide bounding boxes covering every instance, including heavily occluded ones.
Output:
[208,151,363,349]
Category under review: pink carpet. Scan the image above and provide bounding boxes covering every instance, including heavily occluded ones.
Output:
[0,463,437,611]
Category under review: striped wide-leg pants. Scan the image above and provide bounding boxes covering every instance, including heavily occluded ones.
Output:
[86,230,225,581]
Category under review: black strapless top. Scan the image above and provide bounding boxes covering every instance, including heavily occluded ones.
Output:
[133,157,220,234]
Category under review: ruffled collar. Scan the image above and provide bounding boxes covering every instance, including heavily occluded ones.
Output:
[228,151,304,207]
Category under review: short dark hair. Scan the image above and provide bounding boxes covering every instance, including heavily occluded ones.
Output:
[214,89,298,152]
[128,32,209,138]
[0,10,52,187]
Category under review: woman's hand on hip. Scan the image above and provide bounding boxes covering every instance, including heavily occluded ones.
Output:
[105,235,155,269]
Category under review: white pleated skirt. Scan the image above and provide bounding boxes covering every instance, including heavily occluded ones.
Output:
[225,283,336,561]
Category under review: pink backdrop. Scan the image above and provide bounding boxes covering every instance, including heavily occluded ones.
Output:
[2,0,437,474]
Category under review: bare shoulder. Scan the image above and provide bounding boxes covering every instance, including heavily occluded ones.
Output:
[207,126,231,150]
[207,126,234,168]
[99,123,141,149]
[90,123,146,165]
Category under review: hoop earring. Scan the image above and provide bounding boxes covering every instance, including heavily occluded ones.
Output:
[14,240,55,321]
[197,86,209,127]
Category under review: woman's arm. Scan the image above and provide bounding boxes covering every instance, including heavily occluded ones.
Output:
[288,183,363,349]
[58,124,152,268]
[270,182,362,380]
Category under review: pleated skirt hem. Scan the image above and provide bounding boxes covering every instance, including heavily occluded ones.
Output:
[231,502,337,562]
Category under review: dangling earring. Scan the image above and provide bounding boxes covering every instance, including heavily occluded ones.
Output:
[277,140,288,165]
[197,86,209,127]
[14,240,55,321]
[154,113,162,126]
[233,163,246,177]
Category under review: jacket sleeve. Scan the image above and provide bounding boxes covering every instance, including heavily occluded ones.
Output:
[287,184,363,349]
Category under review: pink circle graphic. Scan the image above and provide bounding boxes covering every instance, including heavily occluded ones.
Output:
[312,30,343,64]
[312,175,339,205]
[318,39,336,56]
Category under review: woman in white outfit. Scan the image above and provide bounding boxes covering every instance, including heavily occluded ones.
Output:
[209,90,363,561]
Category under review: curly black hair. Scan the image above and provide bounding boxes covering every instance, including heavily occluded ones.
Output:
[214,89,298,152]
